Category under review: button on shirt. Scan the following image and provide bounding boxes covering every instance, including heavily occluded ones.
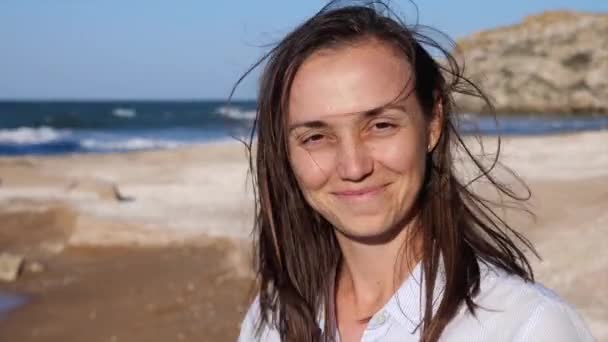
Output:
[238,260,594,341]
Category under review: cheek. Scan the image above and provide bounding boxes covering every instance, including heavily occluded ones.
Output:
[372,132,427,176]
[289,147,335,192]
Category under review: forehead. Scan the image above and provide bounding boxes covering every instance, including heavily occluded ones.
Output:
[288,39,415,123]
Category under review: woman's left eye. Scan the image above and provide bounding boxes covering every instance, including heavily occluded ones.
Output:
[372,122,396,130]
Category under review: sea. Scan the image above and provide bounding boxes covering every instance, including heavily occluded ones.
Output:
[0,292,25,319]
[1,100,607,156]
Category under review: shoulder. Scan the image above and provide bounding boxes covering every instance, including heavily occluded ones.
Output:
[468,264,595,341]
[238,295,281,342]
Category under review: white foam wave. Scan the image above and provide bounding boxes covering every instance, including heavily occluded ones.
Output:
[112,107,137,118]
[0,126,70,145]
[215,106,256,121]
[80,138,184,151]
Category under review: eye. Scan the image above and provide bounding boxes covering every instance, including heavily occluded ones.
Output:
[301,133,326,146]
[371,121,397,131]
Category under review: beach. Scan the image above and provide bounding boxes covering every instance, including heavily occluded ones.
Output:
[0,131,607,341]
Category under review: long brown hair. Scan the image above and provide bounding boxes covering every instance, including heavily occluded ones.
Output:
[230,1,537,341]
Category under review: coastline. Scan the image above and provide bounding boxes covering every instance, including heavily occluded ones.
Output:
[0,130,606,341]
[0,110,606,157]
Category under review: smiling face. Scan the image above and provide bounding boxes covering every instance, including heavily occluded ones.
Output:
[287,39,442,240]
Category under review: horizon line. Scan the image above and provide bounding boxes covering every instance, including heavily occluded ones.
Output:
[0,98,258,103]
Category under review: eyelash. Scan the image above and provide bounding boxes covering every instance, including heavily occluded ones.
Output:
[371,121,397,131]
[301,133,326,146]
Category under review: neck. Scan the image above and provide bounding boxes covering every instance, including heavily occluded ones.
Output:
[335,219,421,320]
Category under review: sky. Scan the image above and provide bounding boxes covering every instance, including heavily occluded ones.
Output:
[1,0,607,100]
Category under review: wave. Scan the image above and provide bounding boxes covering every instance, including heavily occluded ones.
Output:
[0,126,71,145]
[215,106,257,121]
[0,127,196,155]
[111,107,137,119]
[80,138,185,152]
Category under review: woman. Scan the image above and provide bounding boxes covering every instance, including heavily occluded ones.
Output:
[235,2,594,341]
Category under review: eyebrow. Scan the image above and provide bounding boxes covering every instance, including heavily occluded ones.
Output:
[288,106,389,133]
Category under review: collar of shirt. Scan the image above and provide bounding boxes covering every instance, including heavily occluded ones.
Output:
[379,256,447,334]
[318,256,448,336]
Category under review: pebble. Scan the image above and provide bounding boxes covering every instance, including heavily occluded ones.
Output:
[0,253,24,282]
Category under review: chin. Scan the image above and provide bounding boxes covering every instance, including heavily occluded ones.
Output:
[333,216,403,242]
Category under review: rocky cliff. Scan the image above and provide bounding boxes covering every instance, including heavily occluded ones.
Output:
[453,11,608,114]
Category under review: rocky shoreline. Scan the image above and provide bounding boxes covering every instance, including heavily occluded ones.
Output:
[454,11,608,114]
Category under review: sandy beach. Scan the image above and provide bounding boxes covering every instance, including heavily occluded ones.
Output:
[0,131,607,341]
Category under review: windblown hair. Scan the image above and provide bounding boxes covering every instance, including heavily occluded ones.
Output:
[230,1,537,341]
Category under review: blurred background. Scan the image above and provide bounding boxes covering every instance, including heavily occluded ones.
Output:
[0,1,607,341]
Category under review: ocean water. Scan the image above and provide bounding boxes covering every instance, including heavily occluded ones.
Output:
[0,292,25,319]
[0,100,256,155]
[0,101,607,156]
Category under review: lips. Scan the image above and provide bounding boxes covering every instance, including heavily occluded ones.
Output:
[332,183,389,199]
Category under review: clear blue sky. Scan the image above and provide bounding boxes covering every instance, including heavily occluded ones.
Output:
[1,0,606,100]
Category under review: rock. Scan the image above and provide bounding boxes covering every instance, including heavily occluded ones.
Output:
[38,241,66,254]
[66,179,135,202]
[454,11,608,114]
[186,281,196,292]
[0,253,24,282]
[112,184,135,202]
[24,260,45,274]
[0,206,75,256]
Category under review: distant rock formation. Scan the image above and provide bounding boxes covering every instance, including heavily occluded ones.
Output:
[453,11,608,114]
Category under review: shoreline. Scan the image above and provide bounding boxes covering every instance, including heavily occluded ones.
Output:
[0,116,606,158]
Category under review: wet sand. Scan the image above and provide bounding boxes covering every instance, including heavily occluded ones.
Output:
[0,244,253,342]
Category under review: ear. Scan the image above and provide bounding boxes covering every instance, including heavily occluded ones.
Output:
[427,97,444,153]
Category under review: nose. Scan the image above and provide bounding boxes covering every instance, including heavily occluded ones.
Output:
[336,135,373,182]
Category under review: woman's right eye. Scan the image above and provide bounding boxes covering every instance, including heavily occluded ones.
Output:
[301,133,325,146]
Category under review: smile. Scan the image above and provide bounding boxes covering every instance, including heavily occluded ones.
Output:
[332,183,389,201]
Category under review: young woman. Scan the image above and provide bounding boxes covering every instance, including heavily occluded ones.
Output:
[235,2,594,341]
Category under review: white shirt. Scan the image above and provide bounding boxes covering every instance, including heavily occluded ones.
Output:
[238,260,595,341]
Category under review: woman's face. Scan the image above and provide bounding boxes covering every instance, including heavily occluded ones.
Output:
[287,39,441,240]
